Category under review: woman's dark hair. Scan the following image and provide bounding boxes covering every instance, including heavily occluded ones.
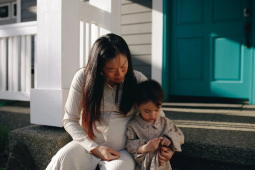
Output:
[135,79,164,107]
[81,33,137,140]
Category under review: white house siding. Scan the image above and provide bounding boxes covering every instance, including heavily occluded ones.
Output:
[121,0,152,79]
[21,0,36,22]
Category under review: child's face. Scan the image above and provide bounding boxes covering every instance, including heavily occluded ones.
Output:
[136,100,161,123]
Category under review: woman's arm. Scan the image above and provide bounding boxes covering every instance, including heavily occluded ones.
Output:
[63,68,98,152]
[64,69,120,161]
[158,147,175,165]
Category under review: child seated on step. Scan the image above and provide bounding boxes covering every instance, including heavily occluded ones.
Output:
[126,79,184,170]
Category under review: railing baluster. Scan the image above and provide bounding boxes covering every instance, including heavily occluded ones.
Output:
[80,21,85,68]
[34,34,37,89]
[21,36,26,92]
[0,38,7,91]
[83,21,87,66]
[97,24,100,40]
[88,22,92,48]
[8,37,13,91]
[85,22,90,65]
[13,36,19,92]
[91,23,98,48]
[26,35,31,92]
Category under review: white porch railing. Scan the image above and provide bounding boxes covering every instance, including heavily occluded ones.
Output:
[79,1,111,68]
[0,21,37,101]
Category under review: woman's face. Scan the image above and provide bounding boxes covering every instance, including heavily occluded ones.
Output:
[102,54,128,87]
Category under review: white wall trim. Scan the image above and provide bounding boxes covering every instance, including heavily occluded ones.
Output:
[0,21,37,37]
[11,2,16,19]
[151,0,163,84]
[16,0,21,22]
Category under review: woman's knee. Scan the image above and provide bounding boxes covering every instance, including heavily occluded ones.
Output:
[55,141,85,162]
[99,150,135,170]
[47,141,99,170]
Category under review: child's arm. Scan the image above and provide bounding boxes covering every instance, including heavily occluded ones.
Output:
[163,118,184,152]
[137,138,161,153]
[126,126,147,163]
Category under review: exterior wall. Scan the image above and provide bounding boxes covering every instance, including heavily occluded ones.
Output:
[21,0,36,22]
[121,0,152,78]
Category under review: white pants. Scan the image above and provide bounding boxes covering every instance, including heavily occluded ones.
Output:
[46,141,135,170]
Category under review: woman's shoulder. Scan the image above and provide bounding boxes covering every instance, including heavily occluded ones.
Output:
[75,67,85,76]
[71,68,85,86]
[133,70,147,83]
[73,68,85,79]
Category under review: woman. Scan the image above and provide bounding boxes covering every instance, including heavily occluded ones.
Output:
[46,34,174,170]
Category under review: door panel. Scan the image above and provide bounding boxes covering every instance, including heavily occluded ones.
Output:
[213,36,241,80]
[169,0,252,100]
[177,38,204,80]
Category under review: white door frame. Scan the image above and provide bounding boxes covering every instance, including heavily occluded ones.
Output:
[151,0,163,84]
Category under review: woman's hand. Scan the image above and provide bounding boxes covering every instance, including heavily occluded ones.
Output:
[159,137,171,147]
[91,146,120,161]
[158,146,174,166]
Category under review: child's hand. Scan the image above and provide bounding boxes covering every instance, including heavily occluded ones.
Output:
[159,137,171,146]
[144,138,161,152]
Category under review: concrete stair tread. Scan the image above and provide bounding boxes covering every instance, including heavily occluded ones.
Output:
[0,101,30,114]
[162,102,255,110]
[163,105,255,167]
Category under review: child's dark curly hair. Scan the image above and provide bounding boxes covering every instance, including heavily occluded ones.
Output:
[135,79,165,107]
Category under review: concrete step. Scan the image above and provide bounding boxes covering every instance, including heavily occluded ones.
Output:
[0,100,31,131]
[8,125,72,170]
[3,101,255,169]
[163,105,255,169]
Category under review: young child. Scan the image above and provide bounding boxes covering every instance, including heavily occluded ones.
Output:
[126,80,184,170]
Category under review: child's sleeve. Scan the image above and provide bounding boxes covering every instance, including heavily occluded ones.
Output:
[126,126,147,163]
[163,118,184,152]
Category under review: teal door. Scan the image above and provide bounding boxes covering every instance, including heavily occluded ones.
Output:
[166,0,253,103]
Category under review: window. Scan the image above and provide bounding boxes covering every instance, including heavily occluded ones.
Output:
[0,3,10,20]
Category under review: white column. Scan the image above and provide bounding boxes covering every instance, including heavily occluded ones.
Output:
[151,0,163,84]
[31,0,80,127]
